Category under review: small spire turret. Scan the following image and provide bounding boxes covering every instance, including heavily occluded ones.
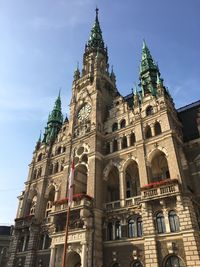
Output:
[139,40,159,97]
[73,62,80,81]
[42,92,63,144]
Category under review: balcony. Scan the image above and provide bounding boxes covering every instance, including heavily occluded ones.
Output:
[105,196,141,211]
[141,179,180,201]
[51,194,93,215]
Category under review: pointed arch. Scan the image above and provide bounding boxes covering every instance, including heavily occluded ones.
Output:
[124,160,140,198]
[106,165,120,202]
[122,136,127,149]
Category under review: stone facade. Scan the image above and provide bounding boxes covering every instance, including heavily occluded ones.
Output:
[8,9,200,267]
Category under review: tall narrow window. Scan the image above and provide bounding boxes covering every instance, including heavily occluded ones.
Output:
[122,136,127,149]
[154,122,162,135]
[115,221,121,239]
[130,133,136,146]
[107,222,113,241]
[128,218,135,238]
[156,212,166,234]
[120,119,126,129]
[137,217,143,237]
[113,139,118,152]
[169,211,180,232]
[145,126,152,139]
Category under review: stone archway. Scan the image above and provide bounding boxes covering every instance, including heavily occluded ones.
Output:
[66,251,81,267]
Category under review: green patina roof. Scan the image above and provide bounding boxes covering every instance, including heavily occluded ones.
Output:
[87,8,105,50]
[42,92,63,144]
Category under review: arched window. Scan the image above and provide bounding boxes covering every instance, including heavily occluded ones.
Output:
[63,146,66,153]
[120,119,126,129]
[37,153,42,162]
[122,136,127,149]
[130,133,136,146]
[137,217,143,237]
[169,211,180,232]
[112,123,118,132]
[150,150,170,182]
[145,125,152,139]
[154,122,162,135]
[113,139,118,152]
[115,221,121,239]
[132,261,143,267]
[146,105,153,116]
[107,222,113,241]
[128,218,135,238]
[165,255,185,267]
[156,212,166,234]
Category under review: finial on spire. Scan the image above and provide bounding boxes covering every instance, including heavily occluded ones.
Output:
[95,6,99,19]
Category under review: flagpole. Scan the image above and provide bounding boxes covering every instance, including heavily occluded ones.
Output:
[62,205,70,267]
[61,151,75,267]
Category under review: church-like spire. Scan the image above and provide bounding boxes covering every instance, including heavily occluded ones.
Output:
[87,7,105,50]
[139,40,159,97]
[42,92,63,144]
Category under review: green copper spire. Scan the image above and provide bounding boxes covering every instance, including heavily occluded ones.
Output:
[87,7,105,50]
[140,40,159,97]
[42,92,63,144]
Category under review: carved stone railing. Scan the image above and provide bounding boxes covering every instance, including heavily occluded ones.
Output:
[105,196,142,210]
[125,196,141,207]
[105,200,121,210]
[51,194,93,214]
[141,179,180,201]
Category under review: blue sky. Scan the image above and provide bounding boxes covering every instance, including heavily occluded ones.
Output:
[0,0,199,224]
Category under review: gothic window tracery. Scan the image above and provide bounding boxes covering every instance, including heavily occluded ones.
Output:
[145,125,152,139]
[30,195,37,215]
[120,119,126,129]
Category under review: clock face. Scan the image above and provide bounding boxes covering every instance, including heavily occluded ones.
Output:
[77,104,91,121]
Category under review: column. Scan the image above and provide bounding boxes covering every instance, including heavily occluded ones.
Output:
[81,241,87,267]
[49,245,56,267]
[150,124,155,137]
[109,141,113,154]
[127,134,131,147]
[119,171,125,207]
[118,138,122,150]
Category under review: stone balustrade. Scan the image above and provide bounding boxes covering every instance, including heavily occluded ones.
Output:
[141,180,180,201]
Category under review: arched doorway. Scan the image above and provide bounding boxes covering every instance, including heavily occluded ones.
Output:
[150,150,170,182]
[74,164,88,194]
[125,161,140,198]
[66,251,81,267]
[106,166,120,202]
[165,255,185,267]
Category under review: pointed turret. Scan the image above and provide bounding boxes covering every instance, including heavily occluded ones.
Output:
[110,65,116,84]
[42,92,63,144]
[139,40,159,97]
[87,7,105,51]
[133,84,140,107]
[73,62,80,81]
[35,131,42,150]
